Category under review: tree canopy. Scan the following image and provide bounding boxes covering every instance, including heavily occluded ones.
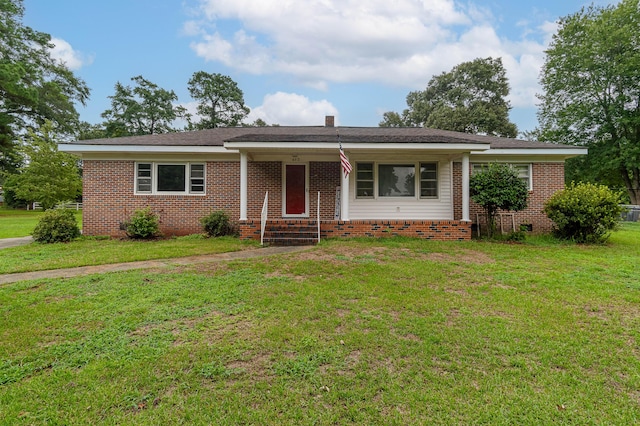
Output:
[537,0,640,204]
[0,0,89,176]
[101,75,188,137]
[187,71,250,129]
[380,57,518,138]
[4,121,82,209]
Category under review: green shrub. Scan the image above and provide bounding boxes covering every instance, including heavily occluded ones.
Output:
[470,163,529,238]
[123,207,160,239]
[200,210,235,237]
[505,230,526,242]
[543,182,623,243]
[32,208,81,243]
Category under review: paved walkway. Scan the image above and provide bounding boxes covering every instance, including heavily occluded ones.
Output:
[0,245,312,285]
[0,236,33,249]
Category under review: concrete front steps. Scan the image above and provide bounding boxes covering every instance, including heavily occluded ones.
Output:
[262,221,320,246]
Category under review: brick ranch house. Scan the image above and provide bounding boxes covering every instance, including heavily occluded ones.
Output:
[60,117,586,243]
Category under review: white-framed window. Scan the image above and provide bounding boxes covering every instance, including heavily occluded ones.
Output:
[420,163,438,198]
[356,163,374,198]
[135,162,206,195]
[355,162,438,199]
[378,164,415,197]
[471,163,532,190]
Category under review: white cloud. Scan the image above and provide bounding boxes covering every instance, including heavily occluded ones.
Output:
[50,38,93,70]
[182,20,205,37]
[187,0,557,108]
[247,92,338,126]
[190,32,234,63]
[540,20,559,45]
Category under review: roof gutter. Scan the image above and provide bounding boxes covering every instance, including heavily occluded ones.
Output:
[471,147,588,159]
[223,141,492,152]
[59,144,232,155]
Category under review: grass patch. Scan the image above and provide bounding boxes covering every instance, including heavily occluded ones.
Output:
[0,209,82,239]
[0,235,257,274]
[0,223,640,424]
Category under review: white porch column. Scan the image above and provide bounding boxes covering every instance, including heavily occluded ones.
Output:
[240,151,248,221]
[340,169,350,221]
[461,152,470,222]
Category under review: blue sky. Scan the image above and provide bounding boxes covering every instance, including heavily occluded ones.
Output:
[23,0,615,134]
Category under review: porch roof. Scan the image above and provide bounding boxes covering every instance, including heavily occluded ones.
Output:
[224,137,490,155]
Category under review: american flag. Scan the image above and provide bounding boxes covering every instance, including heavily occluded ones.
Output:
[337,131,352,177]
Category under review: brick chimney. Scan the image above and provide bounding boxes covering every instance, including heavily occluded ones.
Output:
[325,115,335,127]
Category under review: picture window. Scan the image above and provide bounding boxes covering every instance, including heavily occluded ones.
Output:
[355,162,439,199]
[135,162,206,195]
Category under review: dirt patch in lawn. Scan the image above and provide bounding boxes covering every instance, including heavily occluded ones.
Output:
[283,245,494,266]
[421,249,494,265]
[284,245,388,264]
[164,244,493,280]
[226,351,273,380]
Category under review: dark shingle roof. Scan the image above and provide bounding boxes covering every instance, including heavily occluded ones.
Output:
[66,126,576,150]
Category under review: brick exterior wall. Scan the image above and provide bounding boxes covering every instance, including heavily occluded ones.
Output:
[453,162,565,234]
[311,162,342,220]
[239,219,472,241]
[245,161,341,220]
[247,161,280,219]
[82,160,241,237]
[82,159,565,239]
[82,160,340,237]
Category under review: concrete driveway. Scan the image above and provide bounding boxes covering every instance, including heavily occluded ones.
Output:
[0,236,33,249]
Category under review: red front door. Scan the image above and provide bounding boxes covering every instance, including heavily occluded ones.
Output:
[285,164,306,215]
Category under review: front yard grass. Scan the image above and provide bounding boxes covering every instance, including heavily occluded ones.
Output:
[0,235,257,274]
[0,209,82,239]
[0,223,639,424]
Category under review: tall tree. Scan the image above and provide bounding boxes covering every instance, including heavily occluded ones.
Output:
[380,57,518,137]
[538,0,640,204]
[0,0,89,174]
[187,71,250,128]
[378,111,407,128]
[101,75,188,136]
[77,121,107,140]
[4,121,82,210]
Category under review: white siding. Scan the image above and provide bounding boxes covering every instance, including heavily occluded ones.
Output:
[349,160,453,220]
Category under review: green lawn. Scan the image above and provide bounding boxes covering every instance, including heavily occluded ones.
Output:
[0,235,256,274]
[1,223,639,424]
[0,209,82,239]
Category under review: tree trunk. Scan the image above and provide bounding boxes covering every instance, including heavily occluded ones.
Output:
[629,187,640,206]
[486,206,497,238]
[621,167,640,205]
